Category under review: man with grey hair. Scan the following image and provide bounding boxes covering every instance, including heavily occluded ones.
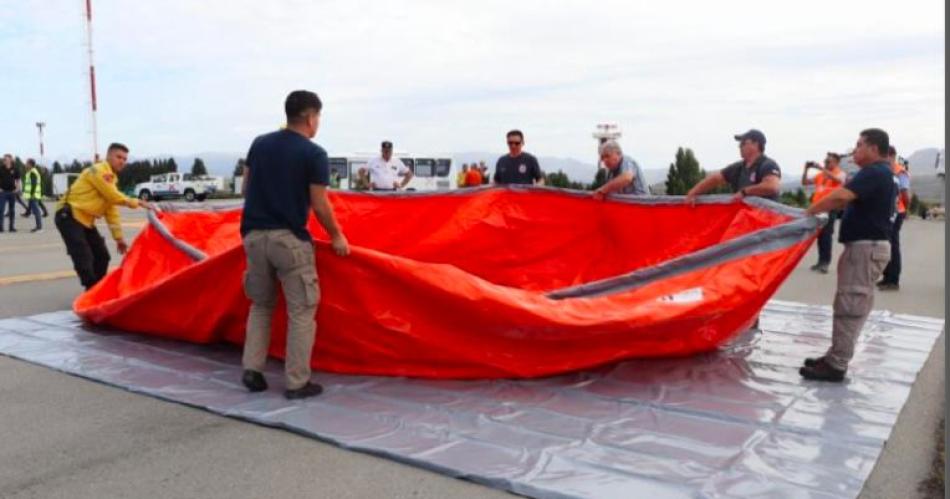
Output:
[593,140,647,199]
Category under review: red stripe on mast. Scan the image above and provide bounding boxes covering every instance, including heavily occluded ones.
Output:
[89,66,97,111]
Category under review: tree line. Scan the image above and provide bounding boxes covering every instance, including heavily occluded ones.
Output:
[15,151,826,209]
[15,157,212,194]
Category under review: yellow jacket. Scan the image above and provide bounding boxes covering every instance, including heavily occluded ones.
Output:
[57,162,139,240]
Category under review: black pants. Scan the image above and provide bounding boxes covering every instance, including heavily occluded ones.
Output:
[881,212,904,285]
[55,208,110,290]
[816,211,839,265]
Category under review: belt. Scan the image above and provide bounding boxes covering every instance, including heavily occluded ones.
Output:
[844,240,889,246]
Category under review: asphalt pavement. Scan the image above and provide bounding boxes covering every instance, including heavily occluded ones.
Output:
[0,205,943,499]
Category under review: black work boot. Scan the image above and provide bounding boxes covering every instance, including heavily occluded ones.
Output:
[802,357,822,368]
[799,358,846,382]
[285,382,323,400]
[241,370,268,392]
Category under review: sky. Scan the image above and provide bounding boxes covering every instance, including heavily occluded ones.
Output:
[0,0,944,179]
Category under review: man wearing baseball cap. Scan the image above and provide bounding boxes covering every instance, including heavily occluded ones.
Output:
[685,129,782,203]
[368,140,413,191]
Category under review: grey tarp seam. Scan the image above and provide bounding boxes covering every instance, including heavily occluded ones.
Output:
[146,209,208,261]
[546,216,821,299]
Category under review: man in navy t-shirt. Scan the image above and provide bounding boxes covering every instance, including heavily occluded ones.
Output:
[239,90,350,400]
[493,130,544,185]
[685,129,782,203]
[800,128,897,382]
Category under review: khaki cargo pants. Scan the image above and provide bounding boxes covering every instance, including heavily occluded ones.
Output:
[242,229,319,390]
[825,240,891,370]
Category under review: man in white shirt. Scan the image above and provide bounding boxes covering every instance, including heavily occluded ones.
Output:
[368,140,413,190]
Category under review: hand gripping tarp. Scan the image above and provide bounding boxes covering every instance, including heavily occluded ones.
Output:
[74,188,823,379]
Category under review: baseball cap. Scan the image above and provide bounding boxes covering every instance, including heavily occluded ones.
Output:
[734,129,766,146]
[381,140,393,149]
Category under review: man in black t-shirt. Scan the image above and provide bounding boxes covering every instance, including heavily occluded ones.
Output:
[799,128,897,382]
[685,129,781,203]
[0,154,21,232]
[493,130,544,185]
[239,90,350,400]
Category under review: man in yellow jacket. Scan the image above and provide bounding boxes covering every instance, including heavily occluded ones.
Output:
[55,142,151,290]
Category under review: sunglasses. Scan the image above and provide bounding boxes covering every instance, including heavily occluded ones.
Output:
[507,141,522,146]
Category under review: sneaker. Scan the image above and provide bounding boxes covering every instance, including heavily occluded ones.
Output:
[808,263,821,272]
[8,228,15,233]
[30,228,42,233]
[799,358,846,382]
[20,212,30,218]
[877,282,900,291]
[241,370,268,392]
[284,382,324,400]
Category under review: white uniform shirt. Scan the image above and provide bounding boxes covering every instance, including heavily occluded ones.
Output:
[368,156,410,190]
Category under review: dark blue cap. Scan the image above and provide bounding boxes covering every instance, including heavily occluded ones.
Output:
[734,129,766,146]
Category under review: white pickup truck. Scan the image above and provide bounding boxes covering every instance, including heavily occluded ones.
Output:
[134,173,221,202]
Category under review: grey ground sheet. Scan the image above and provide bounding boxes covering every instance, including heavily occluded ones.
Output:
[0,300,942,499]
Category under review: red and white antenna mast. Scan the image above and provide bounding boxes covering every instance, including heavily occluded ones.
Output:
[83,0,99,162]
[35,122,46,166]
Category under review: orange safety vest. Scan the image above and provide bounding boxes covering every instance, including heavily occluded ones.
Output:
[892,161,908,214]
[811,167,843,204]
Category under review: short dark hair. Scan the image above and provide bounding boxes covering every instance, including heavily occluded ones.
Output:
[26,158,36,166]
[887,145,897,156]
[285,90,322,124]
[108,143,129,153]
[506,129,524,141]
[859,128,890,156]
[826,152,841,162]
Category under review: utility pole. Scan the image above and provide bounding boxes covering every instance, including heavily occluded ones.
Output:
[35,122,46,166]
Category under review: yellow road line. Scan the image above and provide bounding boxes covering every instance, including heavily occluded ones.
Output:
[0,267,119,287]
[0,242,62,253]
[0,270,79,286]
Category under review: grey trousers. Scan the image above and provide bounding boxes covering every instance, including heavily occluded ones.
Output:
[825,240,891,370]
[242,229,320,390]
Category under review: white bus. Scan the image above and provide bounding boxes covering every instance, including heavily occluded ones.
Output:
[328,153,454,191]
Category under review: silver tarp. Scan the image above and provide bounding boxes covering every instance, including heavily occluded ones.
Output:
[0,300,942,499]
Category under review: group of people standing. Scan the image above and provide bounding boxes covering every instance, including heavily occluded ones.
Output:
[0,154,49,233]
[38,84,906,391]
[802,146,911,294]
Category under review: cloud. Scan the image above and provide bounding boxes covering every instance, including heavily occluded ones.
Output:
[0,0,943,178]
